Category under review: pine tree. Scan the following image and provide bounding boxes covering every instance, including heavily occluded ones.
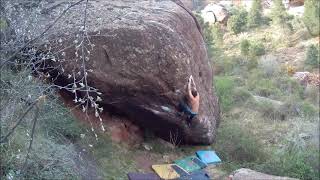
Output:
[303,0,320,36]
[227,8,248,34]
[248,0,263,27]
[270,0,289,25]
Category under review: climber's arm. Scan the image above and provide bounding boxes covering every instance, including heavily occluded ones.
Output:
[187,77,193,99]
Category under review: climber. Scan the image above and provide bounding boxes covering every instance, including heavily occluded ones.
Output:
[178,75,200,124]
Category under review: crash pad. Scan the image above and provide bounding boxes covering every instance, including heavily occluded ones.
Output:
[174,156,207,173]
[171,164,189,177]
[196,150,221,164]
[152,164,180,179]
[192,156,207,168]
[127,172,160,180]
[178,170,211,180]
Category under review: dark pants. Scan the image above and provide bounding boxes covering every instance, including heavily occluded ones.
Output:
[178,102,197,123]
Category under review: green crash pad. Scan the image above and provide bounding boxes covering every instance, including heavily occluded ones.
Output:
[178,170,211,180]
[174,156,206,173]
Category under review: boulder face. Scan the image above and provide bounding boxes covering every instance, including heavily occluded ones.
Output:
[37,0,220,144]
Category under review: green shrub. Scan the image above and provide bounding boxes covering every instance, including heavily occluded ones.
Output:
[240,39,250,56]
[303,0,320,36]
[269,0,291,25]
[227,8,248,34]
[232,87,253,104]
[304,84,320,106]
[254,100,284,120]
[299,101,318,118]
[214,76,235,111]
[305,44,320,68]
[258,146,320,180]
[88,135,136,179]
[214,56,243,75]
[247,58,259,70]
[248,0,263,28]
[211,24,224,46]
[213,119,267,164]
[0,113,83,180]
[274,75,304,99]
[247,73,281,98]
[1,69,97,179]
[258,55,281,77]
[249,41,265,57]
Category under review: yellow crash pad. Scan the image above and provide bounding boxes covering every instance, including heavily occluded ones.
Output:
[151,164,180,179]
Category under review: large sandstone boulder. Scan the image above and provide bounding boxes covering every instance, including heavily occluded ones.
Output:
[12,0,220,144]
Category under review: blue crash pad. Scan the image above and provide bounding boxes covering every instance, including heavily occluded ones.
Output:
[178,170,211,180]
[196,150,221,164]
[127,172,160,180]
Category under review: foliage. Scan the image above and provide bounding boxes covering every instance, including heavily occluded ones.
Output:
[239,39,265,71]
[247,58,259,70]
[211,24,224,46]
[240,39,265,57]
[248,0,263,28]
[88,135,137,179]
[299,101,318,118]
[286,64,296,76]
[257,144,320,180]
[269,0,290,25]
[0,70,85,179]
[213,55,244,75]
[232,87,253,104]
[240,39,250,56]
[258,55,281,77]
[249,41,265,57]
[209,4,319,180]
[214,76,235,111]
[195,13,218,58]
[304,84,320,106]
[227,7,248,34]
[213,118,267,164]
[305,44,320,68]
[0,1,120,178]
[254,100,285,120]
[303,0,320,36]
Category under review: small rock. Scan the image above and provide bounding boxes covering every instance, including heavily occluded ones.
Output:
[299,133,312,140]
[142,143,152,151]
[162,155,170,163]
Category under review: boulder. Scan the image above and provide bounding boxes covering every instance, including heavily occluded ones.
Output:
[201,3,229,24]
[229,168,299,180]
[293,72,319,87]
[180,0,194,10]
[26,0,220,144]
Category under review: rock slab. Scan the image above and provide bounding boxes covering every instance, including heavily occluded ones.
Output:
[230,168,299,180]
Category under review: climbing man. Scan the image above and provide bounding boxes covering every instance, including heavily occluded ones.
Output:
[178,75,200,124]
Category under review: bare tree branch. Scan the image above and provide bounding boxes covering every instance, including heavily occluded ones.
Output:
[21,105,40,176]
[0,0,86,68]
[0,100,38,143]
